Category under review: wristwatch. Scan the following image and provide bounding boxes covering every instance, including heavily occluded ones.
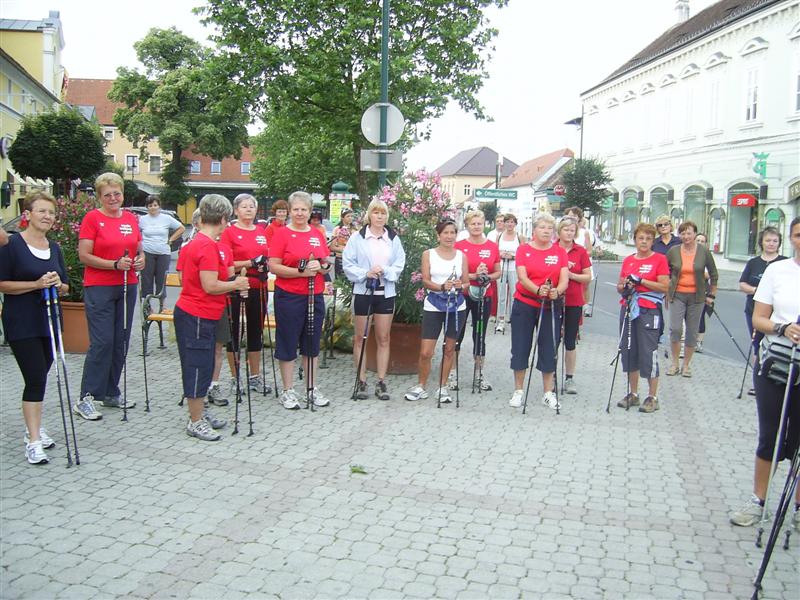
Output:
[773,322,788,336]
[297,259,307,273]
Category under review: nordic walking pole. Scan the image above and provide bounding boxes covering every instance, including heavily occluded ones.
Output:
[454,286,461,409]
[606,295,632,413]
[305,255,316,412]
[502,259,511,334]
[121,249,130,422]
[241,284,254,436]
[522,279,550,415]
[50,287,80,465]
[43,287,75,467]
[551,295,561,415]
[737,341,754,400]
[437,291,452,410]
[140,291,151,412]
[586,272,599,317]
[351,279,377,400]
[230,293,243,435]
[261,283,279,397]
[710,306,750,362]
[472,283,485,394]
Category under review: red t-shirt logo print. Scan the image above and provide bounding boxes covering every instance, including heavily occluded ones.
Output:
[309,236,321,248]
[119,223,133,236]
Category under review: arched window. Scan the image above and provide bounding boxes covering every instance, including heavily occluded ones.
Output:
[670,207,684,229]
[684,185,706,228]
[650,187,669,220]
[622,190,641,244]
[706,207,725,253]
[727,183,759,258]
[600,195,616,243]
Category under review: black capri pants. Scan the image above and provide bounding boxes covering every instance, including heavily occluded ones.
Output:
[563,305,582,351]
[754,367,800,462]
[9,337,54,402]
[455,296,491,356]
[509,299,561,373]
[227,286,267,353]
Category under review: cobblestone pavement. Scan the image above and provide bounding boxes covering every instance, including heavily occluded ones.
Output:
[1,315,798,600]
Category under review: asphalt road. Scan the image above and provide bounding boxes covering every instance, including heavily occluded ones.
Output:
[583,262,752,366]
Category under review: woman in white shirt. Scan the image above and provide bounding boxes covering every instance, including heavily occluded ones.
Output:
[495,214,525,333]
[404,219,469,403]
[139,195,184,300]
[730,216,800,529]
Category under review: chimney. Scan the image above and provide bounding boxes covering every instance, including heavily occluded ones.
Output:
[675,0,690,23]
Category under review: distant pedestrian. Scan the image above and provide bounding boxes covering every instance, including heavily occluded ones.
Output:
[665,221,718,377]
[264,199,288,244]
[652,215,680,255]
[495,214,524,333]
[138,195,184,301]
[557,217,592,395]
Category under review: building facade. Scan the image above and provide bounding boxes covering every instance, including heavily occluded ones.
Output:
[581,0,799,266]
[435,147,518,208]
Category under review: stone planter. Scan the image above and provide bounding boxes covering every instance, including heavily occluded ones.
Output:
[366,321,422,375]
[60,301,90,353]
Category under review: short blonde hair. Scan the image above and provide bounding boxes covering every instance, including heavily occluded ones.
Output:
[463,209,485,225]
[95,172,124,194]
[533,212,556,228]
[654,214,671,226]
[557,216,578,235]
[288,191,313,210]
[366,199,388,226]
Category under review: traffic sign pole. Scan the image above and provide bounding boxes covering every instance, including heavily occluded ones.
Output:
[378,0,390,188]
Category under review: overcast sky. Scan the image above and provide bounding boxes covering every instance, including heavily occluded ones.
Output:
[3,0,718,172]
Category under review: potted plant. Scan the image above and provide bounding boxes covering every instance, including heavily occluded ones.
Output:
[352,169,453,373]
[48,192,98,352]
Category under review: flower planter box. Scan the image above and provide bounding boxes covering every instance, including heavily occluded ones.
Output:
[366,322,422,375]
[61,301,90,353]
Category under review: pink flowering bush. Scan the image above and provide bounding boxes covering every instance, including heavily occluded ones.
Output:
[381,169,453,324]
[49,192,98,301]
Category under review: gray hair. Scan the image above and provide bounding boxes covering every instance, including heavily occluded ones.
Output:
[233,193,257,211]
[288,191,313,210]
[533,212,556,228]
[199,194,232,226]
[191,208,201,228]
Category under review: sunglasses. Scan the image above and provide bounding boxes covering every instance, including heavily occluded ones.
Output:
[656,223,670,227]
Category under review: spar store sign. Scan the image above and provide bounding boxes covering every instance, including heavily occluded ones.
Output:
[730,193,757,208]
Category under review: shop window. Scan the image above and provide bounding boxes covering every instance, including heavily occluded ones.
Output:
[764,208,785,253]
[670,207,684,230]
[726,183,759,258]
[707,208,725,253]
[622,191,640,244]
[684,186,706,228]
[600,197,615,243]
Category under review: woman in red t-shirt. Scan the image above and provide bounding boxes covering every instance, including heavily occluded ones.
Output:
[264,199,288,244]
[454,210,501,391]
[557,217,592,395]
[220,194,271,395]
[268,191,332,410]
[509,213,569,411]
[615,223,670,413]
[75,172,144,420]
[175,194,249,441]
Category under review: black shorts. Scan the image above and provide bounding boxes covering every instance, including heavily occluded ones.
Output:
[754,367,800,462]
[215,304,231,345]
[353,293,395,316]
[421,309,467,340]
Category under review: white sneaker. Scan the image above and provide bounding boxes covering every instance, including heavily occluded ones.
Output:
[437,386,452,404]
[480,378,492,391]
[509,389,523,408]
[25,440,49,465]
[730,494,766,527]
[495,323,505,333]
[542,391,561,410]
[186,418,221,441]
[447,371,458,391]
[311,387,330,407]
[280,389,301,410]
[73,394,102,420]
[24,427,55,449]
[404,385,429,401]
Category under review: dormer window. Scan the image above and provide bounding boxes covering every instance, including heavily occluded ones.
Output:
[740,37,769,57]
[622,90,636,102]
[659,74,677,88]
[607,97,619,109]
[680,63,700,79]
[639,83,655,95]
[704,52,731,70]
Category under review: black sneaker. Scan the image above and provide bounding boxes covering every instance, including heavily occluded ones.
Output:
[355,381,369,400]
[102,395,137,409]
[375,380,390,401]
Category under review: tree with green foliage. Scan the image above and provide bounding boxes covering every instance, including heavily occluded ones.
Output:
[199,0,508,203]
[561,158,613,216]
[8,106,105,198]
[109,27,250,205]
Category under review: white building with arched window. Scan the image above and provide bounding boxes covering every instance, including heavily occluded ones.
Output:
[581,0,800,267]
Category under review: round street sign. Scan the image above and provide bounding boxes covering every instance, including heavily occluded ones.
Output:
[554,184,566,196]
[361,103,405,146]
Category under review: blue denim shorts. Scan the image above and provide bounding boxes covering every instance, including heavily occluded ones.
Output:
[174,305,216,399]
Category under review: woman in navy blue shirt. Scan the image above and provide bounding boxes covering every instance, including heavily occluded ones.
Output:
[0,192,68,465]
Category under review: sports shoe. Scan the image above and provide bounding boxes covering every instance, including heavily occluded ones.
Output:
[102,395,136,409]
[495,322,505,333]
[583,305,593,317]
[355,380,369,400]
[207,383,229,407]
[203,409,227,430]
[479,378,492,391]
[437,386,452,404]
[280,389,301,410]
[542,391,561,410]
[563,378,577,395]
[404,385,428,401]
[639,396,660,413]
[375,380,390,401]
[617,392,640,408]
[793,506,800,531]
[695,340,703,353]
[24,427,55,450]
[509,389,524,408]
[73,394,102,420]
[448,371,459,391]
[730,495,766,527]
[311,387,330,407]
[26,440,49,465]
[186,418,221,441]
[249,375,271,394]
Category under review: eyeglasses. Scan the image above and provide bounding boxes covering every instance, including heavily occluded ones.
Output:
[102,191,123,200]
[656,223,670,228]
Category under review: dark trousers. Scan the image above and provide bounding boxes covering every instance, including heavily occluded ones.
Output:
[226,287,267,353]
[509,299,561,373]
[456,296,491,356]
[80,284,137,399]
[9,337,53,401]
[140,252,171,298]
